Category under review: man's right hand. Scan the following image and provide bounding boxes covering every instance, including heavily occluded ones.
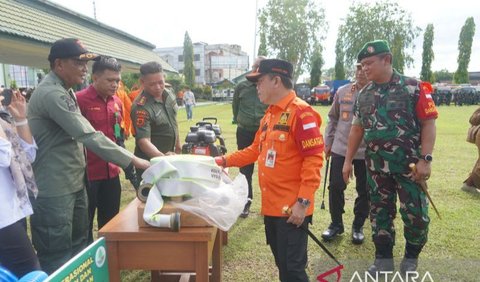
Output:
[342,161,353,184]
[132,156,150,170]
[214,156,226,167]
[324,145,331,160]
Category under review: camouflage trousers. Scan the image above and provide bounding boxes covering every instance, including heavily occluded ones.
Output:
[367,169,430,246]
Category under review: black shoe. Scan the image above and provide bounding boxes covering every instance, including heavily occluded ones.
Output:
[400,258,418,275]
[368,243,394,276]
[352,226,364,245]
[400,242,422,275]
[367,258,394,276]
[240,200,252,218]
[321,224,344,241]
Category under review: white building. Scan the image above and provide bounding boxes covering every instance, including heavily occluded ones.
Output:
[156,42,249,84]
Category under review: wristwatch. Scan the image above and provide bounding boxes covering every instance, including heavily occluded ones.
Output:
[420,154,433,162]
[297,198,311,208]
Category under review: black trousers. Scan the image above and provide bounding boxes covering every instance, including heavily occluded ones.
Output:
[328,153,369,228]
[0,219,41,278]
[264,216,312,282]
[87,176,121,243]
[236,126,257,199]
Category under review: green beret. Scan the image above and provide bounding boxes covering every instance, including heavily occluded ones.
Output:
[357,40,391,62]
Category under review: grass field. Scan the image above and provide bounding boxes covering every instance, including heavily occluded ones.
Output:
[109,103,480,281]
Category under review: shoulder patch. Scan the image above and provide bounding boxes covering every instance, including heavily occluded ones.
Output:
[294,107,323,155]
[60,95,77,112]
[135,110,149,128]
[137,95,147,106]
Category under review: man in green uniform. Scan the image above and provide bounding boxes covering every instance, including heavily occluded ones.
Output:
[232,56,267,217]
[131,61,181,178]
[27,38,150,273]
[342,40,438,275]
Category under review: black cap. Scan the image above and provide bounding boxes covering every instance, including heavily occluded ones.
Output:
[246,59,293,82]
[48,38,99,62]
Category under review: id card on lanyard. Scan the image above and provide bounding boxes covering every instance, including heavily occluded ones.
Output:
[265,148,276,168]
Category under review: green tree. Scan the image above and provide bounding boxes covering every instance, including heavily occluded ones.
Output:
[334,33,346,80]
[259,0,327,81]
[257,31,268,57]
[122,72,140,91]
[323,67,335,81]
[420,24,435,82]
[433,69,453,83]
[309,44,323,87]
[257,14,268,56]
[183,31,195,87]
[454,17,476,84]
[165,77,185,95]
[339,0,420,73]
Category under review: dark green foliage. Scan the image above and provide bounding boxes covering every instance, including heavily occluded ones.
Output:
[183,31,196,87]
[339,0,420,73]
[454,17,476,84]
[334,33,345,80]
[310,44,323,87]
[257,14,268,57]
[165,77,185,95]
[259,0,327,82]
[121,72,140,91]
[420,24,435,82]
[433,69,453,83]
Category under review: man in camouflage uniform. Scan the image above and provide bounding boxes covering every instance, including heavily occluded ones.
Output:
[342,40,438,275]
[131,61,181,178]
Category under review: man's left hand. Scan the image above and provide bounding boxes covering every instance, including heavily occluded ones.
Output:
[286,202,306,227]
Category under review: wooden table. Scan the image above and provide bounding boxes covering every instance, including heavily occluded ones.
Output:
[99,198,222,282]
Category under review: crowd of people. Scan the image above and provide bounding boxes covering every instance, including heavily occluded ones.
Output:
[0,36,477,282]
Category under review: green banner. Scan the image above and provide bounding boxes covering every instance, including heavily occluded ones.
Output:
[45,238,109,282]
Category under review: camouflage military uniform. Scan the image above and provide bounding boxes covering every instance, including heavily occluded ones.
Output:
[353,70,438,246]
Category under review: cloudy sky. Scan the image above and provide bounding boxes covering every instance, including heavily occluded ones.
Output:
[50,0,480,78]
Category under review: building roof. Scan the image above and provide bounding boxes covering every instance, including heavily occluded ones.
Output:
[0,0,176,73]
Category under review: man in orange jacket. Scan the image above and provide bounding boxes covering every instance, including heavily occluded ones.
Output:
[128,84,142,103]
[216,59,324,282]
[115,81,133,140]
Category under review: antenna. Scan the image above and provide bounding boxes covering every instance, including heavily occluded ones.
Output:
[92,0,97,20]
[252,0,259,66]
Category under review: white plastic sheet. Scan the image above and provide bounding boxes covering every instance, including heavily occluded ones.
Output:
[142,155,248,231]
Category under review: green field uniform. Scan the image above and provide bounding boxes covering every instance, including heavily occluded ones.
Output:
[353,71,430,247]
[131,89,178,176]
[28,72,133,273]
[232,80,268,132]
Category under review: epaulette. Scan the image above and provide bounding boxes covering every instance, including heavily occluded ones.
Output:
[137,95,147,106]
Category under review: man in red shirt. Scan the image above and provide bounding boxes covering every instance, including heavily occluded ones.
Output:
[76,57,124,243]
[216,59,324,282]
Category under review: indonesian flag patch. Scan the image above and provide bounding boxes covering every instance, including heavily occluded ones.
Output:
[303,121,317,130]
[295,108,324,155]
